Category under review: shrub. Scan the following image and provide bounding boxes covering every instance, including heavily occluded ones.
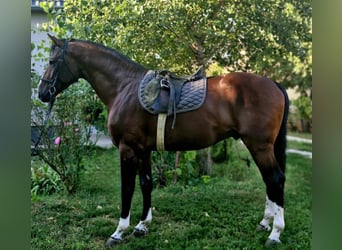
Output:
[179,151,199,184]
[292,94,312,132]
[31,77,102,194]
[211,139,251,180]
[31,160,62,199]
[152,150,214,187]
[152,151,176,187]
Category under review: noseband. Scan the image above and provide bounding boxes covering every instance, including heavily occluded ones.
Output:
[40,40,77,97]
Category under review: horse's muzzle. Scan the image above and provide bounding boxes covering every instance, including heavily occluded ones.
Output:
[38,91,52,103]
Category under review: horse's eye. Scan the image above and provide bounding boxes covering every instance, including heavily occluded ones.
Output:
[49,60,55,65]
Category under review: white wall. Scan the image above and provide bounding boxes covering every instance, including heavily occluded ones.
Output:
[31,10,50,76]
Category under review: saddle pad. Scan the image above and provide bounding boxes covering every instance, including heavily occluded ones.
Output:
[138,70,207,115]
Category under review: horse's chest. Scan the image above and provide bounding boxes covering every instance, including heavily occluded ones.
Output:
[108,110,127,132]
[107,103,140,141]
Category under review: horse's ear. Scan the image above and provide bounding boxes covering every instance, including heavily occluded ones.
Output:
[48,33,64,48]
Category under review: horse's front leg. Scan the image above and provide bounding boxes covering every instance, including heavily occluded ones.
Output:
[134,151,153,237]
[106,144,137,246]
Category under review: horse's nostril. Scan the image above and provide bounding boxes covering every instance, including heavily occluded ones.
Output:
[37,92,49,102]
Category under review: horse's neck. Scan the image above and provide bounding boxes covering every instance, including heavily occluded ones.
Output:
[71,42,147,107]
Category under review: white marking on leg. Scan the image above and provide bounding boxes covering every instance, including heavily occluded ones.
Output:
[110,212,130,241]
[258,196,273,231]
[258,196,285,244]
[134,208,152,234]
[268,204,285,243]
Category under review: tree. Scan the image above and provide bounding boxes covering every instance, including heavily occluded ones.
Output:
[46,0,311,78]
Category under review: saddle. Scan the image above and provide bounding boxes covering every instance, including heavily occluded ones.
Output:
[138,66,207,129]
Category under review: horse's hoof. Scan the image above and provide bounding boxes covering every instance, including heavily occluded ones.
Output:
[265,238,281,248]
[105,237,121,248]
[256,224,270,232]
[133,227,148,237]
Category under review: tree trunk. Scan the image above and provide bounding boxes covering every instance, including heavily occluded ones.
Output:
[197,147,212,176]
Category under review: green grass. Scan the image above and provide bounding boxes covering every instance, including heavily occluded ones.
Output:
[31,142,312,250]
[287,140,312,152]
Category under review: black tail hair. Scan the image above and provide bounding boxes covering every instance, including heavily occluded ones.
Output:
[274,82,289,173]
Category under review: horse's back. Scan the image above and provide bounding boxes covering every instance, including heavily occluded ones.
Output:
[207,72,285,142]
[210,72,283,103]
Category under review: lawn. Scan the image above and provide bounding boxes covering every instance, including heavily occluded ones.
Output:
[31,140,312,249]
[287,140,312,152]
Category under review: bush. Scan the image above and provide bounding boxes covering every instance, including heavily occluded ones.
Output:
[31,78,102,194]
[31,160,62,199]
[292,94,312,133]
[152,150,214,187]
[210,138,253,181]
[179,151,200,184]
[152,151,176,188]
[211,139,235,163]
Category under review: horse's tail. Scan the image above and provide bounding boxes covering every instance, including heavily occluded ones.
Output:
[274,82,289,173]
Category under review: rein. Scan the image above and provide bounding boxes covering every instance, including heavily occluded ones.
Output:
[31,98,55,156]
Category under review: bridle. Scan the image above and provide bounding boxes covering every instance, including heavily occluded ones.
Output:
[40,40,78,99]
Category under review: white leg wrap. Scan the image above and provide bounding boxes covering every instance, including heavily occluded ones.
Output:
[110,213,130,241]
[134,208,152,234]
[258,196,274,231]
[268,205,285,243]
[259,196,285,243]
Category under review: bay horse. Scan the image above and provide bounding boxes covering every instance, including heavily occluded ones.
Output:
[38,34,289,247]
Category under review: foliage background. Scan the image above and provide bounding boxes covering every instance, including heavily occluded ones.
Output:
[42,1,311,82]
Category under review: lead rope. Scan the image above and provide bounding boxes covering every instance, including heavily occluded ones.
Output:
[31,98,55,156]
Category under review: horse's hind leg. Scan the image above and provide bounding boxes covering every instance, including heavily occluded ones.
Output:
[134,151,153,236]
[244,141,285,246]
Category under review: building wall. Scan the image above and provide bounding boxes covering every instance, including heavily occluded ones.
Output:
[31,1,64,75]
[31,10,49,75]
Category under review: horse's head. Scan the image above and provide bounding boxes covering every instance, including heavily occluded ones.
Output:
[38,34,79,103]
